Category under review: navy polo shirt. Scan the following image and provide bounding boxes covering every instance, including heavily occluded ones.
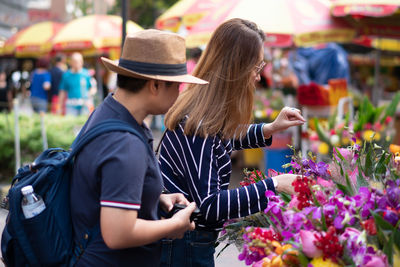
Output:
[70,94,163,266]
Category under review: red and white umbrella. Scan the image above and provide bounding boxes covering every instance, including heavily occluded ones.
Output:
[331,0,400,39]
[155,0,222,32]
[184,0,356,48]
[52,15,143,57]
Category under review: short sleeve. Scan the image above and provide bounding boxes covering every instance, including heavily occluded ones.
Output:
[99,132,148,210]
[44,72,51,83]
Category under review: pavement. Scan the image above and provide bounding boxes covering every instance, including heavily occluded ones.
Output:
[0,124,249,266]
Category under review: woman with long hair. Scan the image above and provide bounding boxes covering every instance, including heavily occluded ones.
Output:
[159,18,305,267]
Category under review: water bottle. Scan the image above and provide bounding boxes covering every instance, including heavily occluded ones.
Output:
[21,185,46,219]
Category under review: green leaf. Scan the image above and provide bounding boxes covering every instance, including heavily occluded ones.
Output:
[328,108,338,129]
[310,189,321,207]
[284,241,309,267]
[264,213,278,229]
[334,147,346,162]
[336,183,351,196]
[383,233,394,265]
[364,144,373,178]
[254,170,263,183]
[356,161,368,188]
[216,243,231,258]
[375,151,389,175]
[381,91,400,124]
[321,207,327,231]
[345,172,355,196]
[314,118,331,145]
[372,211,395,231]
[278,192,291,204]
[394,229,400,251]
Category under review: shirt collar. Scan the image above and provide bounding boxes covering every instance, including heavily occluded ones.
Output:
[103,94,154,145]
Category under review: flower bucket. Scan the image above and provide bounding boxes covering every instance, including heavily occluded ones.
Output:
[243,148,264,167]
[264,148,292,173]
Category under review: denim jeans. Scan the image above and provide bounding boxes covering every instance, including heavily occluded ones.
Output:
[160,229,219,267]
[31,97,48,113]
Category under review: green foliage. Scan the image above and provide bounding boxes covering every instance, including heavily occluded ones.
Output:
[354,92,400,132]
[109,0,180,28]
[0,113,86,181]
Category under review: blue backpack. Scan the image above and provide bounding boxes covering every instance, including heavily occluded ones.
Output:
[1,119,151,266]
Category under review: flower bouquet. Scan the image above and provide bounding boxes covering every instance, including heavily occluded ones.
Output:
[219,141,400,267]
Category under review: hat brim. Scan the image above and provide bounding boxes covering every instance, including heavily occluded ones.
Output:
[101,57,208,85]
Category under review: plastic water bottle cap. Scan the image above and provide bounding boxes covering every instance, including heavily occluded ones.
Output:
[21,185,34,196]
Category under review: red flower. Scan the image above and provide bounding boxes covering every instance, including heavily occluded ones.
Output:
[361,218,377,235]
[314,226,343,263]
[292,176,313,210]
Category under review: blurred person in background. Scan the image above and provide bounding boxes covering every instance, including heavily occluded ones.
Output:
[58,52,96,116]
[0,70,12,112]
[30,57,51,113]
[49,53,67,114]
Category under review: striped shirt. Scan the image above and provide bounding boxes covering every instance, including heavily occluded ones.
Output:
[159,121,275,231]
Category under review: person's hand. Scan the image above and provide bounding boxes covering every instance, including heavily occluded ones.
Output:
[272,174,299,195]
[159,193,191,213]
[270,106,306,133]
[166,202,197,239]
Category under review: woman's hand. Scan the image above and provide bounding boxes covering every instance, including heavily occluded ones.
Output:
[271,174,299,195]
[159,193,191,213]
[263,107,306,137]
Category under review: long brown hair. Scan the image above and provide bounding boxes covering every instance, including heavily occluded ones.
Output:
[165,18,265,139]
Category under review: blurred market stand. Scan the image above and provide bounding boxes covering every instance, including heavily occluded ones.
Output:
[156,0,356,48]
[14,21,64,58]
[52,14,143,58]
[330,0,400,105]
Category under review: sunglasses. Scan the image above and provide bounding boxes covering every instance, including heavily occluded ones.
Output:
[255,61,266,74]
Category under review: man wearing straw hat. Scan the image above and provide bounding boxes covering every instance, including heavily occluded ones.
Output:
[69,29,208,266]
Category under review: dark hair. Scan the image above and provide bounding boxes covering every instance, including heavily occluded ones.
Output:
[54,53,66,63]
[36,58,50,69]
[116,74,148,93]
[190,48,202,59]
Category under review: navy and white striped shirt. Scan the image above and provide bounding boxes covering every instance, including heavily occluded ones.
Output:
[159,121,275,231]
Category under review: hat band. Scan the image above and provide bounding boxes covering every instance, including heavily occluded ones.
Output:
[119,59,187,76]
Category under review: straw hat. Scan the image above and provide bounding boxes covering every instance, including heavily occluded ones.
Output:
[101,29,207,84]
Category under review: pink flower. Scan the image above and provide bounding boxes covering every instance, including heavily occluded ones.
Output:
[339,227,361,243]
[317,177,334,188]
[333,147,351,162]
[349,166,359,185]
[364,255,387,267]
[300,230,323,258]
[385,116,392,124]
[288,195,300,209]
[373,122,382,131]
[315,190,328,205]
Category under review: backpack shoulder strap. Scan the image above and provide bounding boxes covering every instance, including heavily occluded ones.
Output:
[68,119,152,162]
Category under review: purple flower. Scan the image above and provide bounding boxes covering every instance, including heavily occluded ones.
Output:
[383,210,399,226]
[386,181,400,208]
[363,254,388,267]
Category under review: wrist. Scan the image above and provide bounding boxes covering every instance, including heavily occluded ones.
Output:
[263,123,274,139]
[271,177,278,191]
